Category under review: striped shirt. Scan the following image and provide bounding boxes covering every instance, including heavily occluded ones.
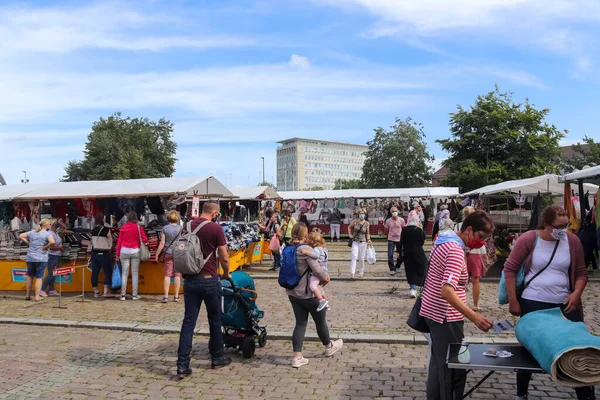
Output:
[419,242,468,323]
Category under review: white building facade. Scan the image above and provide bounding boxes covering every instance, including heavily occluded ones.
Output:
[276,138,367,191]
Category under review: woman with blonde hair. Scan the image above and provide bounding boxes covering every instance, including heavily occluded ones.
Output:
[19,218,55,301]
[156,210,183,303]
[348,208,371,279]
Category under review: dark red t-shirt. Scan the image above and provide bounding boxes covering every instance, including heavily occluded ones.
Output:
[190,217,227,276]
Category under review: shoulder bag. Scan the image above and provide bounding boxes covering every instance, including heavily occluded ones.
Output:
[91,226,112,252]
[157,227,182,263]
[348,222,364,247]
[138,225,151,262]
[406,247,437,333]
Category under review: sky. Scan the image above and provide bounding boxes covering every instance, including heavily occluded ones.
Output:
[1,0,599,187]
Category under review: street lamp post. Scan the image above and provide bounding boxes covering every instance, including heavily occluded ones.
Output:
[261,157,265,185]
[21,171,29,184]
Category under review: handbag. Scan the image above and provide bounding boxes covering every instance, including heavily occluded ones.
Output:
[348,222,363,247]
[498,234,558,304]
[269,234,281,253]
[137,225,150,262]
[366,245,377,264]
[111,262,122,290]
[157,227,182,263]
[407,248,437,333]
[91,226,112,251]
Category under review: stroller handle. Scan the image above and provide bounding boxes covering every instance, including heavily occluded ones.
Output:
[222,277,258,301]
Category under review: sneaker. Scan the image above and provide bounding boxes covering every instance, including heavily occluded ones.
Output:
[389,270,397,276]
[316,299,329,312]
[211,356,232,370]
[292,357,309,368]
[409,289,417,298]
[48,291,59,296]
[176,368,192,379]
[94,291,100,298]
[132,295,141,301]
[39,291,48,298]
[325,339,343,357]
[120,296,126,301]
[161,297,169,304]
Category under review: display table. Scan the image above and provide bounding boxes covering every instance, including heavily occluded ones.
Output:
[0,239,265,294]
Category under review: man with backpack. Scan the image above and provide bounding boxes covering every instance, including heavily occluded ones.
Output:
[176,201,232,378]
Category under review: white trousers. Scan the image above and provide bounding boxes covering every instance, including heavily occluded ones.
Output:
[350,241,367,275]
[330,224,341,239]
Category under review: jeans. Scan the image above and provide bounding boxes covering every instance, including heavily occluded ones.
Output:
[42,255,61,292]
[272,251,281,268]
[425,318,466,400]
[91,251,112,289]
[289,296,331,352]
[330,224,341,240]
[350,241,367,275]
[517,298,594,399]
[120,252,141,296]
[177,275,224,369]
[387,240,403,272]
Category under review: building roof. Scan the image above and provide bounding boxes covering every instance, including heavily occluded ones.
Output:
[432,166,449,178]
[0,176,234,201]
[277,137,368,148]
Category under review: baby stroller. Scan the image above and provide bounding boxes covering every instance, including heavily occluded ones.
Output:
[222,271,267,358]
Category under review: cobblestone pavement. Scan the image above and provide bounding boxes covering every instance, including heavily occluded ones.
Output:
[1,324,597,399]
[2,279,599,340]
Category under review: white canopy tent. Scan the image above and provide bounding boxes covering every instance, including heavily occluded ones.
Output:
[230,186,280,201]
[277,187,459,200]
[0,176,234,201]
[463,174,598,196]
[560,165,600,185]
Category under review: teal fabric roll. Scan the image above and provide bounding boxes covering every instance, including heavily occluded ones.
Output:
[515,307,600,387]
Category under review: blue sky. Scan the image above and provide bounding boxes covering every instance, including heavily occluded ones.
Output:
[1,0,599,187]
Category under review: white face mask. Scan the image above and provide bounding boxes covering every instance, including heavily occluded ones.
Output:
[551,228,567,241]
[392,212,398,217]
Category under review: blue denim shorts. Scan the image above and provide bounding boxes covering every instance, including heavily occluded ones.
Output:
[27,262,47,279]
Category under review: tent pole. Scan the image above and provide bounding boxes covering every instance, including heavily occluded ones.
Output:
[578,179,585,223]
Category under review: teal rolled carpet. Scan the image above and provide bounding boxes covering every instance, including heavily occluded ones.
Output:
[515,307,600,387]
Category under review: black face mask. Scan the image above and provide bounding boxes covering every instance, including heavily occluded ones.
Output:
[212,213,220,222]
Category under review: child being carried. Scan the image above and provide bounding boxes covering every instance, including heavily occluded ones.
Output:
[301,230,330,312]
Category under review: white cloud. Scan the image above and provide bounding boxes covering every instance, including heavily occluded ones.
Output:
[289,54,311,69]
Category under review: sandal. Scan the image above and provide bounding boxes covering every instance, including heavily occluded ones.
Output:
[161,297,169,304]
[174,297,181,302]
[25,297,31,301]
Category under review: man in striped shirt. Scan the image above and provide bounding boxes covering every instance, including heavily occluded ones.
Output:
[420,211,495,400]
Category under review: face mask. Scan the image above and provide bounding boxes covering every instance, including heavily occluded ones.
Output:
[467,237,486,249]
[359,214,365,220]
[392,212,398,217]
[212,213,220,223]
[551,228,567,241]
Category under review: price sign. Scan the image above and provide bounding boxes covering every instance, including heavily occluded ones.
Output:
[53,267,74,276]
[191,194,200,218]
[514,196,526,206]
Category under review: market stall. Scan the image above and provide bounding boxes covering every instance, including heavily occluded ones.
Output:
[0,176,268,294]
[276,187,460,236]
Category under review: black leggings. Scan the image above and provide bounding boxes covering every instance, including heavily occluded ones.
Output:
[288,296,331,353]
[517,298,595,399]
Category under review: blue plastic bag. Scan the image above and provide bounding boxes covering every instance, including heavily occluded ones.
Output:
[111,262,122,290]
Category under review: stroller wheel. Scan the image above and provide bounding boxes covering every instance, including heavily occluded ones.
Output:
[241,336,256,358]
[258,330,267,348]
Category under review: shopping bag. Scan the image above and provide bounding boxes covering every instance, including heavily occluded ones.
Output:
[111,262,122,290]
[366,245,377,265]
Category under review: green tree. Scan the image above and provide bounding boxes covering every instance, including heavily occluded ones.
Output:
[333,178,363,190]
[562,136,600,172]
[438,87,565,192]
[361,117,434,188]
[63,112,177,181]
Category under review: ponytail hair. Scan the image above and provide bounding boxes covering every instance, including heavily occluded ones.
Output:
[36,219,51,232]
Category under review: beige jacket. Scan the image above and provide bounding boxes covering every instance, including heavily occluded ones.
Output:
[285,244,329,300]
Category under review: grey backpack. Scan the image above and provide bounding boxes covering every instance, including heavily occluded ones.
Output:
[173,220,213,275]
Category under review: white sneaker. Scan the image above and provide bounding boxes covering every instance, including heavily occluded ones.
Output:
[132,295,141,301]
[317,299,329,312]
[325,339,343,357]
[292,357,309,368]
[409,289,417,298]
[389,270,397,276]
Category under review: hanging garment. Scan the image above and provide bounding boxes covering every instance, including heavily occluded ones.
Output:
[146,196,165,215]
[528,194,542,231]
[14,202,30,221]
[134,197,146,217]
[449,199,459,220]
[82,198,98,222]
[10,216,20,231]
[595,190,600,229]
[67,200,78,228]
[108,198,123,221]
[28,201,41,224]
[0,202,14,226]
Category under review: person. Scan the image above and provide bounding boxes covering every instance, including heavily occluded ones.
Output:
[432,204,449,240]
[19,219,55,301]
[504,205,593,400]
[286,223,343,368]
[89,214,114,298]
[329,206,342,242]
[40,221,65,297]
[280,210,297,246]
[420,211,494,400]
[455,206,486,311]
[177,201,232,377]
[348,208,371,279]
[116,212,149,301]
[408,202,423,228]
[301,230,330,312]
[400,214,427,298]
[156,210,183,303]
[385,206,406,276]
[298,210,309,227]
[268,211,282,271]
